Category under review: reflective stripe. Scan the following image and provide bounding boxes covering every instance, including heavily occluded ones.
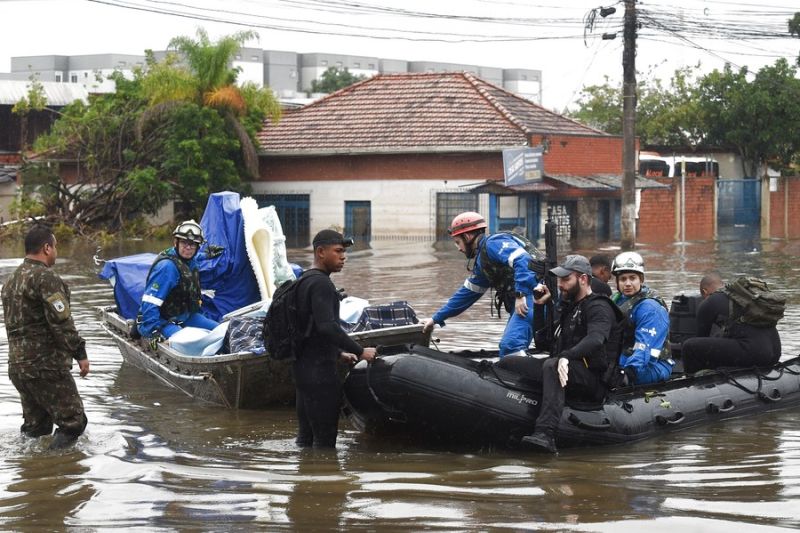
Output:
[142,294,164,307]
[505,350,527,358]
[650,348,662,358]
[507,247,526,267]
[633,342,646,351]
[463,279,488,294]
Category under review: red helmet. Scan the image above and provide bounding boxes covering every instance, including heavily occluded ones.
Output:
[448,211,487,237]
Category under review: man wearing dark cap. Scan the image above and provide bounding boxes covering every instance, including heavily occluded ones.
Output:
[292,229,376,448]
[521,254,622,453]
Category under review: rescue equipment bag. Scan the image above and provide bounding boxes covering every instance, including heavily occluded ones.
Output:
[264,274,316,360]
[721,276,785,328]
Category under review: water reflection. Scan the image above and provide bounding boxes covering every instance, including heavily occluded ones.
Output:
[2,237,800,529]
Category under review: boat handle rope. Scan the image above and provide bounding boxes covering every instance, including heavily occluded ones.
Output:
[365,361,406,421]
[567,412,611,431]
[721,368,783,403]
[655,412,686,426]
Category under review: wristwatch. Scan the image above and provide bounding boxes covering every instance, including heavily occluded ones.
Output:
[515,291,525,299]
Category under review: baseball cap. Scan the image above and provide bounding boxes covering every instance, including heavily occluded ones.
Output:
[550,254,592,277]
[312,229,354,248]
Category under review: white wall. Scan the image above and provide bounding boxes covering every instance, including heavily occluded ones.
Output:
[252,179,481,239]
[234,61,265,87]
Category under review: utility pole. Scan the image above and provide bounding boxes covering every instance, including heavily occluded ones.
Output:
[620,0,637,250]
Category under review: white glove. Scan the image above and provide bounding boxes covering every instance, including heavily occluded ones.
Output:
[557,357,569,388]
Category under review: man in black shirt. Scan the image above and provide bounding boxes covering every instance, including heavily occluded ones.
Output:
[293,230,377,448]
[681,288,780,373]
[521,255,620,454]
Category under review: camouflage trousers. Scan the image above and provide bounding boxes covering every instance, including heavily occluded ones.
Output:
[9,369,88,438]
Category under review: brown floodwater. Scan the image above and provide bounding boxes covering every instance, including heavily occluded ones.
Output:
[2,234,800,531]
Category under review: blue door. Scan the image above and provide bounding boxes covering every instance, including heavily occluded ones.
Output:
[717,179,760,240]
[345,201,371,244]
[254,194,310,248]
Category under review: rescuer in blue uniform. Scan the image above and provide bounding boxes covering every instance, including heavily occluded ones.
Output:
[611,251,673,385]
[138,220,221,340]
[421,212,540,357]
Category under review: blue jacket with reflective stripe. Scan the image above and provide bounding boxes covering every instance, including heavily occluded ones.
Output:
[616,291,670,376]
[432,233,538,326]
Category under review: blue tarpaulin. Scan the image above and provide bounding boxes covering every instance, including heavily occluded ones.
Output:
[99,192,262,320]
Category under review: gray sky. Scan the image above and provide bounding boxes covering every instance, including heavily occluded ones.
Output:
[1,0,798,112]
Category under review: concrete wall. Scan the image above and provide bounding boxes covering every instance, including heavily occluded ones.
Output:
[251,178,480,239]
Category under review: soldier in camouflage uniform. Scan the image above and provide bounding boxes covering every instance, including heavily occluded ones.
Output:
[1,226,90,449]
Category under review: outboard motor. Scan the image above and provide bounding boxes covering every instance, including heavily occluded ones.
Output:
[669,292,703,359]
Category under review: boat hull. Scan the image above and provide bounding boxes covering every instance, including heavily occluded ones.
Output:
[343,346,800,449]
[100,307,431,409]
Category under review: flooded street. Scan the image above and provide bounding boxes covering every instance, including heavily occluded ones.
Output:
[3,235,800,531]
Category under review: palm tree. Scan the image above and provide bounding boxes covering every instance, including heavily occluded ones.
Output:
[138,28,280,178]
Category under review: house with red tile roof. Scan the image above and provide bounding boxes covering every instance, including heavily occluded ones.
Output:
[255,71,663,247]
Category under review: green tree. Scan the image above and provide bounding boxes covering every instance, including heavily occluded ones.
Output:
[790,12,800,66]
[138,29,281,184]
[309,67,367,95]
[567,66,703,146]
[696,59,800,176]
[12,74,48,151]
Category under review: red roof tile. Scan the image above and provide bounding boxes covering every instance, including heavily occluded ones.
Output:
[257,72,608,155]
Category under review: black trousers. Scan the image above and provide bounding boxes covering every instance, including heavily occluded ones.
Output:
[534,357,602,435]
[295,381,341,448]
[682,336,779,373]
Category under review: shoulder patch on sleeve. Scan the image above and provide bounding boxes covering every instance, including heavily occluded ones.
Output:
[46,291,71,321]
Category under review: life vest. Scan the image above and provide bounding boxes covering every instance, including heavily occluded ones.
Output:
[477,232,546,315]
[612,287,672,361]
[554,293,624,373]
[146,250,202,320]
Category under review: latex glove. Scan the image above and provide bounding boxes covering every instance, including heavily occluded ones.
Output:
[207,244,225,259]
[515,295,529,317]
[421,318,436,334]
[557,357,569,388]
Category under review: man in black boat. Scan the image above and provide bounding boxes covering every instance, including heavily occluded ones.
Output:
[589,254,613,297]
[519,255,621,454]
[681,277,781,373]
[1,225,90,449]
[421,212,541,358]
[699,271,724,299]
[293,229,376,448]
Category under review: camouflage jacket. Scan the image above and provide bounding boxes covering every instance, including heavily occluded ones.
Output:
[1,258,87,374]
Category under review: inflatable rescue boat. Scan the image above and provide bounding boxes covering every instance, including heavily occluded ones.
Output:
[343,292,800,452]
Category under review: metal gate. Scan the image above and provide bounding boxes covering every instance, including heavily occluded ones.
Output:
[435,192,478,240]
[717,179,760,240]
[253,193,310,248]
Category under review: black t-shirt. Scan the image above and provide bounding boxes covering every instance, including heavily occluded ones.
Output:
[295,269,363,358]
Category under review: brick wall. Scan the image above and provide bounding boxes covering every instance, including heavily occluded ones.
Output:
[259,152,504,181]
[637,177,715,244]
[530,134,625,175]
[769,176,800,239]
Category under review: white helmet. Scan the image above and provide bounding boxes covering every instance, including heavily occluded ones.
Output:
[612,251,645,276]
[173,219,205,245]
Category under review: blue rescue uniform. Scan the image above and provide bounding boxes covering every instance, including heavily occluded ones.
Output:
[138,248,219,338]
[614,287,673,385]
[431,233,538,357]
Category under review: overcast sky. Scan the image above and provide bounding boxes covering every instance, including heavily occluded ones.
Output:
[0,0,797,112]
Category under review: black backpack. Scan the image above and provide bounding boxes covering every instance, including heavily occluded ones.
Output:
[720,276,785,329]
[264,273,316,360]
